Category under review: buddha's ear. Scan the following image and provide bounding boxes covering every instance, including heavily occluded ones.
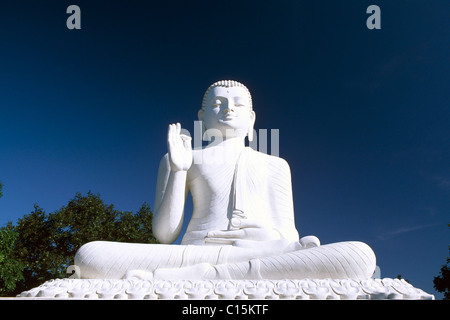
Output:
[198,108,204,121]
[247,110,256,142]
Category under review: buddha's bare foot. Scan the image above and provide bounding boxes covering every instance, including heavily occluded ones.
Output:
[299,235,320,249]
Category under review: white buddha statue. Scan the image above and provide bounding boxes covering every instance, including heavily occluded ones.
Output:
[75,80,376,281]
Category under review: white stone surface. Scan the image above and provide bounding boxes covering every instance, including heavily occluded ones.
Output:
[17,278,434,300]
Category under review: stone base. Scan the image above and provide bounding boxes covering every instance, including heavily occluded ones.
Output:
[17,278,434,300]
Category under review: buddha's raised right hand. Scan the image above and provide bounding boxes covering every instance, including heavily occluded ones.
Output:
[167,123,193,172]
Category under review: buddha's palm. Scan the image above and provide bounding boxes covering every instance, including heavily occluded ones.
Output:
[167,123,193,172]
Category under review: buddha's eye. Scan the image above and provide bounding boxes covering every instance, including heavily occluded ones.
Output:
[213,100,222,107]
[234,99,246,107]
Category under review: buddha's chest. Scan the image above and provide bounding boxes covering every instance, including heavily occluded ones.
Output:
[188,161,236,198]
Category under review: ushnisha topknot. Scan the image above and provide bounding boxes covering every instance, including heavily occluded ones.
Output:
[201,80,253,110]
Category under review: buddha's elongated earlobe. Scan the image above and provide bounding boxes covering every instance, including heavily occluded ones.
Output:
[248,126,254,142]
[201,121,207,139]
[198,109,207,139]
[247,110,256,142]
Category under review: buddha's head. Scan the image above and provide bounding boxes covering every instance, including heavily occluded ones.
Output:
[199,80,256,141]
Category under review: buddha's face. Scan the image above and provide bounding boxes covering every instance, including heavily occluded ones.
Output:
[199,86,255,140]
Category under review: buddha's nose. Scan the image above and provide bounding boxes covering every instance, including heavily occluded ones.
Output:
[224,105,235,113]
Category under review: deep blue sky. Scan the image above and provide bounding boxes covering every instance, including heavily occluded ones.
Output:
[0,1,449,298]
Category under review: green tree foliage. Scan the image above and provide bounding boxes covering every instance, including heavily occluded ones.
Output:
[0,181,3,198]
[433,224,450,300]
[0,191,158,296]
[0,223,25,294]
